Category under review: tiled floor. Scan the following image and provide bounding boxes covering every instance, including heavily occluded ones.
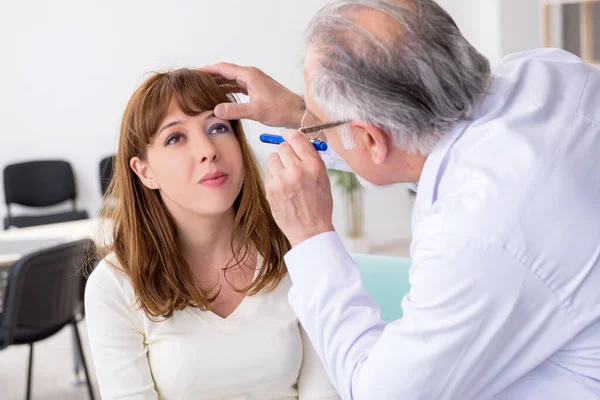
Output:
[0,321,100,400]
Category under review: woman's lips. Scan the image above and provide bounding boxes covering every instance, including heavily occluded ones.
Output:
[199,173,228,187]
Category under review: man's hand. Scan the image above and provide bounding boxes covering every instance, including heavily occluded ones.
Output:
[265,130,335,247]
[201,62,305,129]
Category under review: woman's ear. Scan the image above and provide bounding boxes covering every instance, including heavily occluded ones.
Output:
[130,157,159,190]
[351,121,389,165]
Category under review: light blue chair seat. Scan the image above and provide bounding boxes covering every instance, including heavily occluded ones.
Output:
[351,253,411,322]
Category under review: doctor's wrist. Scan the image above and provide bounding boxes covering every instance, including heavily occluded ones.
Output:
[287,224,336,248]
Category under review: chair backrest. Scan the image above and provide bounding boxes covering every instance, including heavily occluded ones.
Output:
[4,160,77,207]
[99,155,115,196]
[0,239,93,347]
[352,253,411,322]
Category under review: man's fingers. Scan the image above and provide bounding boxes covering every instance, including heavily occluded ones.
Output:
[211,77,237,85]
[267,153,284,174]
[220,84,249,96]
[214,102,255,120]
[276,142,301,169]
[265,163,274,180]
[282,130,318,161]
[213,77,248,89]
[201,63,261,88]
[200,62,247,81]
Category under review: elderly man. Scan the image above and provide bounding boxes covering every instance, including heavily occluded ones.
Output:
[204,0,600,398]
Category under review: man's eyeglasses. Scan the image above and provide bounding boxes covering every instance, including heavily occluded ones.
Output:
[298,110,350,142]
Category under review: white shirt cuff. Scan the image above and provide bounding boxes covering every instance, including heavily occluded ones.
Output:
[284,231,351,284]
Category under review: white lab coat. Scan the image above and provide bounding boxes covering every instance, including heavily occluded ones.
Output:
[285,48,600,399]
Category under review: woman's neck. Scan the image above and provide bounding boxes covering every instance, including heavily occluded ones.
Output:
[169,206,257,292]
[173,208,237,270]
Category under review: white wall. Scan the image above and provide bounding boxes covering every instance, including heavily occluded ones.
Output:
[439,0,542,65]
[498,0,542,57]
[438,0,502,64]
[0,0,543,246]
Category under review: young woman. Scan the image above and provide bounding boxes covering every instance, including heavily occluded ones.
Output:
[85,69,339,400]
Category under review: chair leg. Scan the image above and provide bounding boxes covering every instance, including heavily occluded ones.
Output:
[26,343,33,400]
[71,324,83,384]
[71,322,95,400]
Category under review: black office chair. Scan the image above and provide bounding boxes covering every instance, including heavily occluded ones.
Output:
[3,160,89,230]
[0,239,96,400]
[99,155,115,197]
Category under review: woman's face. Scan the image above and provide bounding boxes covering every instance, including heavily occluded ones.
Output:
[130,101,244,219]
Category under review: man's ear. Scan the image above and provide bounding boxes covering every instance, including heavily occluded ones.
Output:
[130,156,159,190]
[350,121,389,165]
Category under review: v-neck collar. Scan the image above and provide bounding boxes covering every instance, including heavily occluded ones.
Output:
[186,253,264,334]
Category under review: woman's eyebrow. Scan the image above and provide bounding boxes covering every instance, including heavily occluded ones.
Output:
[158,120,181,134]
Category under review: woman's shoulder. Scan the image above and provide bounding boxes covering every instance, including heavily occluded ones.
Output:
[258,270,294,313]
[256,251,292,297]
[86,253,134,299]
[274,271,292,293]
[84,253,146,330]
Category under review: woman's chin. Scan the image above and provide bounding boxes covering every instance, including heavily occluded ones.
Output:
[191,203,236,218]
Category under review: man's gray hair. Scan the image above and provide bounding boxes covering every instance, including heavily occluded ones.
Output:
[306,0,491,154]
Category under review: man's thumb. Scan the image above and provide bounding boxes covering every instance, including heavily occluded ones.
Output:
[214,103,254,120]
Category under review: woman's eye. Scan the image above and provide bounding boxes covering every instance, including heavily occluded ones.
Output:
[208,123,229,136]
[165,133,183,146]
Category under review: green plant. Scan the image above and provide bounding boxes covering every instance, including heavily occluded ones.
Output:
[328,169,364,238]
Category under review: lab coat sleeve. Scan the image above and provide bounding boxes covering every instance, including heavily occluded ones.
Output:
[285,231,572,399]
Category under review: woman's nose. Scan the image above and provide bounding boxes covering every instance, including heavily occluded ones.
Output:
[193,135,219,163]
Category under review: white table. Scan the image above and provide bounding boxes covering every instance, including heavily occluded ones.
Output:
[0,218,107,312]
[0,218,105,267]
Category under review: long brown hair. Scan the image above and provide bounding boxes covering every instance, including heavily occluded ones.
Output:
[98,69,290,318]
